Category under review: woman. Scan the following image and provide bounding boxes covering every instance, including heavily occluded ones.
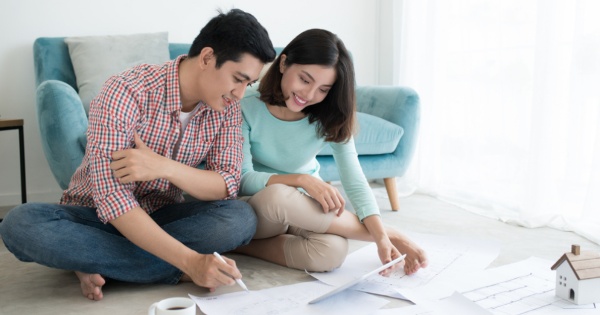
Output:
[236,29,428,275]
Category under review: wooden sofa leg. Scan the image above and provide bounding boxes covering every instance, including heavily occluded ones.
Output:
[383,177,400,211]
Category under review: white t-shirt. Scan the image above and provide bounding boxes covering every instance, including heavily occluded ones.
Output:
[174,103,201,157]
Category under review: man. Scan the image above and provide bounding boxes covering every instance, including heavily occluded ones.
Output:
[0,8,275,301]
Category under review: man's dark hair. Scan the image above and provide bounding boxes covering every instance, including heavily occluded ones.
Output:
[188,8,275,67]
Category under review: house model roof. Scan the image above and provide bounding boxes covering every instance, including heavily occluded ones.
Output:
[551,244,600,280]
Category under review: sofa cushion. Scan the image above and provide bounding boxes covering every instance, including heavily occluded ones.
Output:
[318,112,404,155]
[65,32,170,114]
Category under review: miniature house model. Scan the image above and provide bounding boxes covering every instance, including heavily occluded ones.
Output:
[550,244,600,305]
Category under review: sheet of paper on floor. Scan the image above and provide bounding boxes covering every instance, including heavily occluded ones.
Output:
[369,291,492,315]
[398,257,600,315]
[309,232,500,301]
[189,281,389,315]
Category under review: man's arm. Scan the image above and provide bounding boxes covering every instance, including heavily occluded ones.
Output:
[111,102,244,201]
[202,101,244,198]
[109,206,240,288]
[111,133,230,200]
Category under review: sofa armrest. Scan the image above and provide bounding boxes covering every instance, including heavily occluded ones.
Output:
[36,80,88,189]
[33,37,78,89]
[355,85,421,166]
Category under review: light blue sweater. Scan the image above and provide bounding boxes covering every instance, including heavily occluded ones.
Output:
[240,95,380,221]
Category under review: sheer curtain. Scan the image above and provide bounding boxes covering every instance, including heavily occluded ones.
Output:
[397,0,600,244]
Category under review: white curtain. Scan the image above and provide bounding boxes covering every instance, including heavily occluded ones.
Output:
[397,0,600,244]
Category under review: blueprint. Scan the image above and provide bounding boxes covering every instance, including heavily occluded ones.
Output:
[456,257,599,315]
[394,257,599,314]
[310,232,500,299]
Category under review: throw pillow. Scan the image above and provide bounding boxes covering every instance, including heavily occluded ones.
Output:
[65,32,170,113]
[317,112,404,155]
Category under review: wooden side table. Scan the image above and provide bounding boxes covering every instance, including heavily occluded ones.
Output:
[0,119,27,204]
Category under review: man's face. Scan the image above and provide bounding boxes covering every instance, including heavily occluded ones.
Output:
[200,52,263,112]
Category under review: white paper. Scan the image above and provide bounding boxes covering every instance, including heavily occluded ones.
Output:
[310,232,500,300]
[370,291,493,315]
[189,281,389,315]
[309,254,406,304]
[409,257,599,315]
[458,257,599,314]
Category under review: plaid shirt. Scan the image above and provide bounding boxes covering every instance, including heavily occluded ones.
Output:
[60,55,243,223]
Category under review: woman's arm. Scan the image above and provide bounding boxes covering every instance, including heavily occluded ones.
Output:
[362,215,400,267]
[330,138,380,220]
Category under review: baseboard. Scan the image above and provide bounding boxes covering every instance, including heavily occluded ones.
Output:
[0,191,62,206]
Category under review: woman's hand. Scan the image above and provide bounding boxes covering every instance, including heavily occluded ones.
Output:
[386,228,428,275]
[297,175,345,216]
[375,238,403,276]
[362,215,405,276]
[110,133,168,183]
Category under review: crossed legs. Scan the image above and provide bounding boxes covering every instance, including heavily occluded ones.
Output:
[236,184,427,273]
[237,185,347,272]
[0,200,256,300]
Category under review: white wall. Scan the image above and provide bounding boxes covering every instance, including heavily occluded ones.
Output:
[0,0,384,205]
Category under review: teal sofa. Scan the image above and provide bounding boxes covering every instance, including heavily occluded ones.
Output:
[33,37,420,210]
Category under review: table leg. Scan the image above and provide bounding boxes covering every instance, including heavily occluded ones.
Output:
[18,125,26,203]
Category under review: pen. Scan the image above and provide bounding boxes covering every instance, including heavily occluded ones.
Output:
[213,252,249,292]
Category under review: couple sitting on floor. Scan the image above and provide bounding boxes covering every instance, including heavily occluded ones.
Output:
[0,8,427,301]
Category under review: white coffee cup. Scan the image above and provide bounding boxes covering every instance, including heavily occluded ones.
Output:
[148,297,196,315]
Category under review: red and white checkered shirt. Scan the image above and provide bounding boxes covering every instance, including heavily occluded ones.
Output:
[60,55,243,223]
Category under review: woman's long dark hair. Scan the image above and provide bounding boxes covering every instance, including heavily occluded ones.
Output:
[258,29,356,143]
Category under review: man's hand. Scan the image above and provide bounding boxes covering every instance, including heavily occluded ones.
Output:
[111,133,166,183]
[186,253,242,291]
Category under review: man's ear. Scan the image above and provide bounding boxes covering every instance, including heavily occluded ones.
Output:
[199,47,215,69]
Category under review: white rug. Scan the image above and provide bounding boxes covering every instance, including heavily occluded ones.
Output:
[1,188,598,315]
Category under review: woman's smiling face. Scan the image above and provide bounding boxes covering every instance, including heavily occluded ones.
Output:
[279,55,337,113]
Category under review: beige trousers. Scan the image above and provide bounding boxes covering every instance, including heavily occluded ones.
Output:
[242,184,348,272]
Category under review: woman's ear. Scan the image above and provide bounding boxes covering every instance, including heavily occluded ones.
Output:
[279,54,287,73]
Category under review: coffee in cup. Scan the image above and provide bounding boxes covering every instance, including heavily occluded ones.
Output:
[148,297,196,315]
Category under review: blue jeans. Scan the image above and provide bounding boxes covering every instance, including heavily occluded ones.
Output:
[0,200,257,284]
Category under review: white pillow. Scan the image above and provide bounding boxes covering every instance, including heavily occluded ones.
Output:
[65,32,171,113]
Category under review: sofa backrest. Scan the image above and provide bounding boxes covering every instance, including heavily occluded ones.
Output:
[33,37,282,91]
[33,37,193,91]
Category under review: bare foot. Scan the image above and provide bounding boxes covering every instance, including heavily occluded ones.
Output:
[75,271,105,301]
[386,228,428,275]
